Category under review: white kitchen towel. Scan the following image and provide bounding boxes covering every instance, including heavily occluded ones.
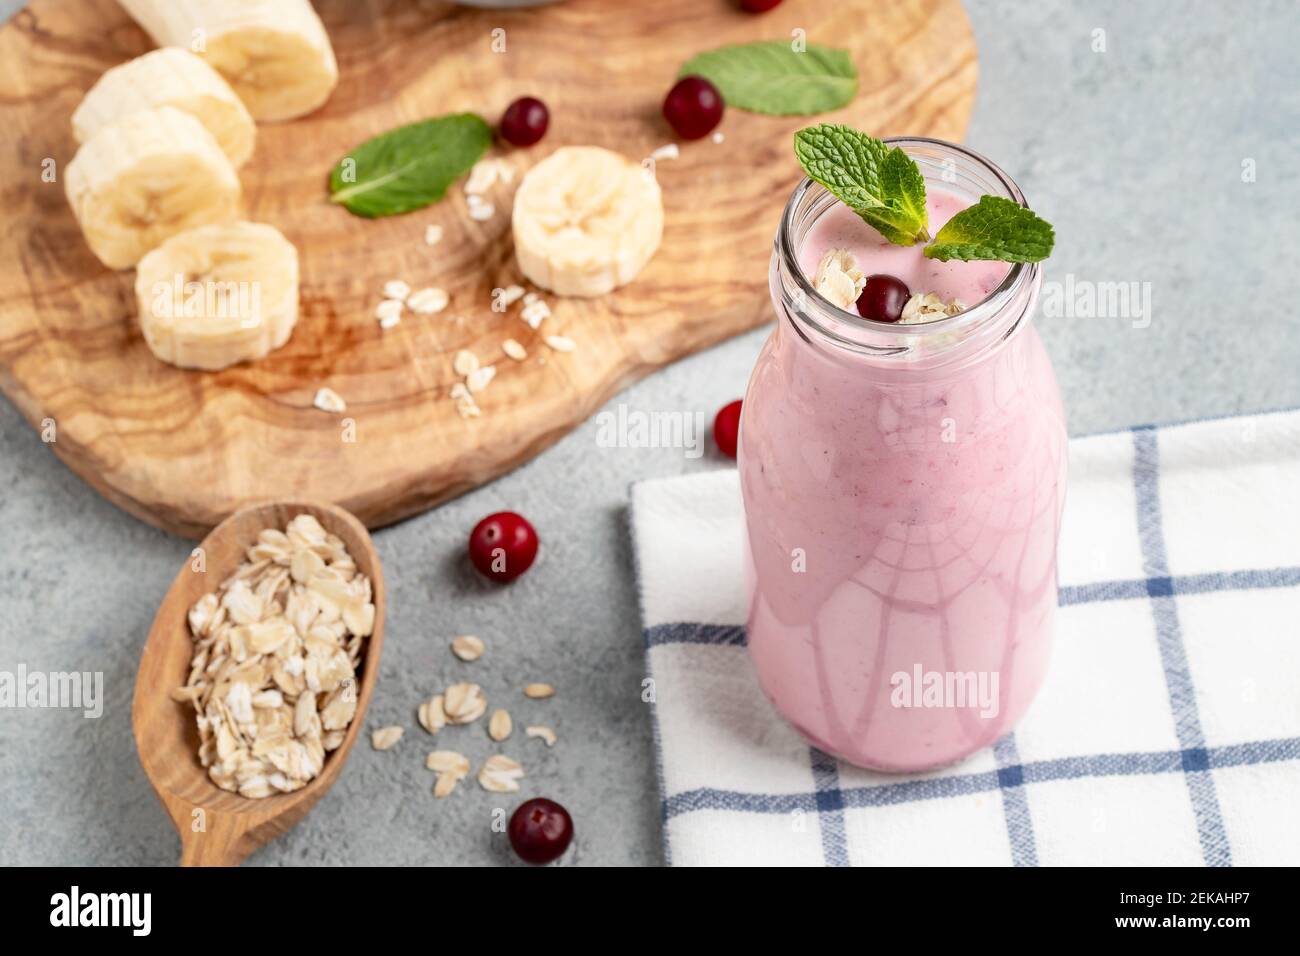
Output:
[629,408,1300,866]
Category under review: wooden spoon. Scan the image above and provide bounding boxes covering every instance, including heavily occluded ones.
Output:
[131,500,385,866]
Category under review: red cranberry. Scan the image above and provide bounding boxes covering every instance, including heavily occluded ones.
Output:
[468,511,538,582]
[741,0,784,10]
[499,96,549,147]
[508,797,573,865]
[856,274,911,323]
[714,399,742,458]
[663,76,723,140]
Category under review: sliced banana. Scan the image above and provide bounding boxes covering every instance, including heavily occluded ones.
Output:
[118,0,338,121]
[64,106,240,270]
[72,48,255,168]
[135,221,299,371]
[512,146,663,297]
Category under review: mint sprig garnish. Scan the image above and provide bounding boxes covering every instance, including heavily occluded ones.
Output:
[923,195,1055,262]
[794,124,1054,262]
[794,124,929,245]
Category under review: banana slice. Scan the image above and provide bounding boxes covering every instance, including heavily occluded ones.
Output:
[135,221,299,371]
[72,48,255,168]
[118,0,338,122]
[512,146,663,298]
[64,106,240,270]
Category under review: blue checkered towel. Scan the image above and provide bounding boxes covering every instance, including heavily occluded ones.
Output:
[629,409,1300,866]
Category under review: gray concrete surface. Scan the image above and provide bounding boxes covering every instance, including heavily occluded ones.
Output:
[2,1,1297,866]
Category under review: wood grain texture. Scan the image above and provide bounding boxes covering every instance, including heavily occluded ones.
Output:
[131,500,384,866]
[0,0,977,538]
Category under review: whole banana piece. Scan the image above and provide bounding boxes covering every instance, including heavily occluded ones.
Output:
[72,47,255,167]
[64,106,241,270]
[117,0,338,122]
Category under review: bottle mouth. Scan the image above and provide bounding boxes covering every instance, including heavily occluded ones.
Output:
[775,137,1040,362]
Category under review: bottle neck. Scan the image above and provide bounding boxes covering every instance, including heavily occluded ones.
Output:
[772,138,1042,374]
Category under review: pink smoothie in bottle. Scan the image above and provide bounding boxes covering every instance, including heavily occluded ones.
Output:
[739,141,1067,772]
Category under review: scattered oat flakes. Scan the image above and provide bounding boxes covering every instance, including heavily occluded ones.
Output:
[496,285,526,309]
[417,694,447,734]
[424,224,444,246]
[900,291,967,324]
[383,280,411,301]
[371,725,404,751]
[175,514,375,798]
[520,299,551,329]
[451,635,484,662]
[453,349,480,377]
[378,311,401,330]
[313,387,347,413]
[477,754,525,793]
[651,143,680,161]
[467,194,495,221]
[407,287,449,315]
[524,683,555,699]
[466,364,496,393]
[502,338,527,361]
[544,335,575,353]
[427,749,471,798]
[464,158,504,195]
[525,724,557,747]
[712,131,725,144]
[813,248,865,311]
[376,298,404,323]
[443,682,487,724]
[488,708,512,742]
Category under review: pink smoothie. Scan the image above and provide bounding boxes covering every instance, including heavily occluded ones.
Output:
[740,189,1067,772]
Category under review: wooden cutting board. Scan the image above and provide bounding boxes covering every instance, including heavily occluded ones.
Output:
[0,0,976,538]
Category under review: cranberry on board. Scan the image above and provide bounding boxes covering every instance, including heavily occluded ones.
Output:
[509,798,574,865]
[663,75,724,140]
[714,399,742,458]
[499,96,549,147]
[468,511,538,582]
[741,0,784,10]
[856,274,911,323]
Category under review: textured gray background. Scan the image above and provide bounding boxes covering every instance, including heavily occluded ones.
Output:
[1,1,1296,866]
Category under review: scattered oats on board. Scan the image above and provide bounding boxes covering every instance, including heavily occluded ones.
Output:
[173,513,376,798]
[383,279,410,301]
[488,708,512,742]
[467,194,495,221]
[544,335,575,354]
[407,287,449,315]
[451,634,484,662]
[477,754,525,793]
[466,365,496,394]
[371,726,403,751]
[502,338,527,361]
[651,143,680,161]
[520,298,550,329]
[424,224,444,246]
[450,382,481,420]
[313,387,346,413]
[375,298,404,323]
[524,682,555,699]
[496,285,526,309]
[453,349,479,377]
[526,725,557,747]
[464,157,503,195]
[417,694,447,734]
[712,131,725,144]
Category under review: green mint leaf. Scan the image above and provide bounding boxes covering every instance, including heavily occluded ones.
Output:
[679,41,856,116]
[923,195,1055,262]
[794,124,928,245]
[329,113,492,218]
